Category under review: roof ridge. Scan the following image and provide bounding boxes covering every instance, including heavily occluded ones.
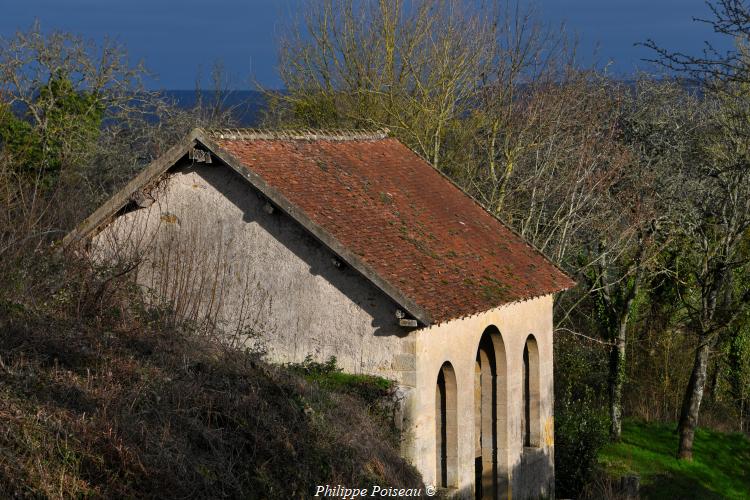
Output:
[206,128,390,141]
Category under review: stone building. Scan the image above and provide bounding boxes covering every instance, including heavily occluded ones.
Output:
[65,128,574,498]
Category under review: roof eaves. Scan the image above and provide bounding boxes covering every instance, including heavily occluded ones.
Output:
[61,128,204,248]
[433,290,560,326]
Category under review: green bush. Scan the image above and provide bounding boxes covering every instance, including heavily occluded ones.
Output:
[555,384,610,497]
[554,334,610,497]
[287,355,394,404]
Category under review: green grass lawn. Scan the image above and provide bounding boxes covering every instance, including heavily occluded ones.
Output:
[599,420,750,499]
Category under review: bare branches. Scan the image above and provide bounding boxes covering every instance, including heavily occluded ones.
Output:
[0,24,237,269]
[641,1,750,87]
[639,2,750,458]
[274,0,542,169]
[0,22,150,129]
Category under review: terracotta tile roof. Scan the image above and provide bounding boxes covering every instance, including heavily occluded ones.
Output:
[208,130,574,324]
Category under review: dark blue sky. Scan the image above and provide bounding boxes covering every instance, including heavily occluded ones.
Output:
[0,0,732,89]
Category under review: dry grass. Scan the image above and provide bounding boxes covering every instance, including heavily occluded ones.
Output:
[0,253,422,499]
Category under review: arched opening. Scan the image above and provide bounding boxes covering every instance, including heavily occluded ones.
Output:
[475,326,508,499]
[522,335,541,448]
[436,362,458,489]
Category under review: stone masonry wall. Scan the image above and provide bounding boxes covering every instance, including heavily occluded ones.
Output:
[93,160,417,385]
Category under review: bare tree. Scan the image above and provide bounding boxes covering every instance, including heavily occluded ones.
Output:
[669,91,750,459]
[465,71,628,266]
[0,24,236,273]
[590,78,694,439]
[643,0,750,459]
[272,0,554,171]
[642,0,750,89]
[0,23,155,261]
[463,6,570,214]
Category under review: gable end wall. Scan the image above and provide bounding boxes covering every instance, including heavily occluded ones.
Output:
[92,159,417,384]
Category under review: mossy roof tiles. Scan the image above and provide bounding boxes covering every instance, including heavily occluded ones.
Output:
[213,132,574,324]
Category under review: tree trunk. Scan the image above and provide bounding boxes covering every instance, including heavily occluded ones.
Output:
[706,354,721,404]
[677,339,712,460]
[608,262,642,441]
[609,326,627,440]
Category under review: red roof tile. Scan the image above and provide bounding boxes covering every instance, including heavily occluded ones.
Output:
[211,132,574,324]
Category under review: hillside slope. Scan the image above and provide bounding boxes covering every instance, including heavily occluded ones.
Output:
[0,278,422,498]
[598,420,750,499]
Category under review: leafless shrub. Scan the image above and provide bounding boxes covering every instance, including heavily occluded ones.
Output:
[580,470,635,500]
[87,176,274,358]
[0,248,421,498]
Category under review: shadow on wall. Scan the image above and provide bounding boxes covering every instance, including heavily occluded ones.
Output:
[100,176,278,346]
[177,160,408,338]
[436,453,555,500]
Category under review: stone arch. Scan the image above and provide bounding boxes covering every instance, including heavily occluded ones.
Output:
[436,361,458,489]
[474,325,509,499]
[522,334,541,447]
